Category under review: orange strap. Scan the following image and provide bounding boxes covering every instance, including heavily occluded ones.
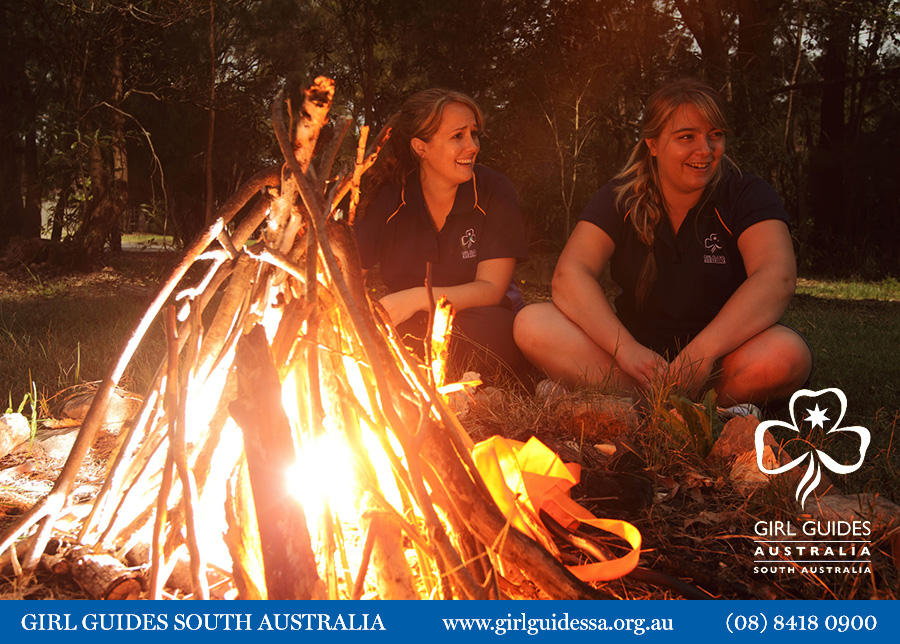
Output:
[473,435,642,582]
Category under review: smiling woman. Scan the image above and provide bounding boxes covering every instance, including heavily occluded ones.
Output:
[353,89,530,387]
[514,79,813,408]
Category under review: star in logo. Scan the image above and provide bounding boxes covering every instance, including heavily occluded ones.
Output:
[804,404,830,429]
[755,388,870,510]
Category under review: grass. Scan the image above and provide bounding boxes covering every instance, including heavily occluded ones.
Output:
[0,253,175,416]
[796,276,900,302]
[0,294,165,412]
[780,286,900,508]
[121,233,177,250]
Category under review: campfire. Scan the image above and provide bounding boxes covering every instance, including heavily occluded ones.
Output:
[0,78,639,600]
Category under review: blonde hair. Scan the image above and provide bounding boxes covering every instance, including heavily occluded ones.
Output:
[360,89,484,217]
[614,79,730,307]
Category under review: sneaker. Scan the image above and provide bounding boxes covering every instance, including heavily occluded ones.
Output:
[720,403,762,419]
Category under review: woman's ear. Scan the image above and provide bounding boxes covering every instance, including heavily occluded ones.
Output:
[410,137,428,160]
[645,138,658,157]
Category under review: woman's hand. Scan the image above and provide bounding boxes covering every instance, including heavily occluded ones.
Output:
[669,348,715,398]
[617,342,669,390]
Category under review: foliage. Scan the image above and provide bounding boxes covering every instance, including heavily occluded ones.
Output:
[656,389,723,459]
[0,0,898,275]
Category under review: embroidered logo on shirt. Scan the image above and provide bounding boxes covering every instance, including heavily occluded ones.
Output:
[461,228,477,259]
[703,233,726,264]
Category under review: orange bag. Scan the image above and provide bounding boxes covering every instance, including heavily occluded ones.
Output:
[473,435,642,582]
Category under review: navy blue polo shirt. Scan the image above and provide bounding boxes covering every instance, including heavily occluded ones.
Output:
[579,167,791,355]
[354,164,528,302]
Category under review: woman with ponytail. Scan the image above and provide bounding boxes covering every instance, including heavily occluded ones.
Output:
[354,89,530,385]
[514,79,811,406]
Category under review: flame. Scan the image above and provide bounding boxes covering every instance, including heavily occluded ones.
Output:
[286,430,357,521]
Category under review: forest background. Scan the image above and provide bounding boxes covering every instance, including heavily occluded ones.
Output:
[1,0,899,278]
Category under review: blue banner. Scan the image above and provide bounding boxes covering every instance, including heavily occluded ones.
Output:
[2,600,895,644]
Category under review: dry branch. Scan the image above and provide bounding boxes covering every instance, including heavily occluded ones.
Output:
[230,325,321,600]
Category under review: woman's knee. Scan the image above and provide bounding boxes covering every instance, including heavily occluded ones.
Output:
[512,302,557,349]
[719,325,813,398]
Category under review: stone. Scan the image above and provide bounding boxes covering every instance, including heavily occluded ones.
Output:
[35,428,79,461]
[707,416,772,467]
[473,386,505,408]
[446,390,471,418]
[730,448,776,491]
[707,415,834,496]
[535,378,570,403]
[60,387,141,432]
[0,413,31,459]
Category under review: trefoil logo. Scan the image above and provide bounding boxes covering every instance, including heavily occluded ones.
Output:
[754,388,870,510]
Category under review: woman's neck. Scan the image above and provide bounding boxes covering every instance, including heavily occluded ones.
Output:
[662,191,701,235]
[420,171,458,231]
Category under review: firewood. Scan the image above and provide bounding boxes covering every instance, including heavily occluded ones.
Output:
[230,324,322,600]
[224,460,266,600]
[68,547,142,600]
[358,493,417,599]
[0,77,631,602]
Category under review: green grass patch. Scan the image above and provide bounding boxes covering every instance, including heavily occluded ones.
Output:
[0,290,165,414]
[796,276,900,301]
[121,233,177,249]
[781,292,900,503]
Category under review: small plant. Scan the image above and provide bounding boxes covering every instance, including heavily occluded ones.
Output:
[5,379,42,441]
[655,389,723,460]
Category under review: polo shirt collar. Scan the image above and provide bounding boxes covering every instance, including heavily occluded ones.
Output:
[396,168,484,221]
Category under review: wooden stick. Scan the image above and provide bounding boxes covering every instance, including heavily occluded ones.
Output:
[169,306,209,600]
[347,125,370,224]
[229,325,321,600]
[224,460,266,600]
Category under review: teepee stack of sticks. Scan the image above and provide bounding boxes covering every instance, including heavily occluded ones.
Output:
[0,78,607,601]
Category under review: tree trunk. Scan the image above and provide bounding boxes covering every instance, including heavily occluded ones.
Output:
[204,0,217,225]
[809,14,851,254]
[109,35,128,252]
[0,5,24,248]
[673,0,732,91]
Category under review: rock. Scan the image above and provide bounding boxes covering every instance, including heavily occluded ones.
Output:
[446,390,471,418]
[35,428,79,461]
[459,371,482,384]
[707,416,772,466]
[730,449,777,491]
[60,387,141,432]
[1,413,31,459]
[473,386,505,408]
[594,443,617,457]
[707,415,834,496]
[806,494,900,532]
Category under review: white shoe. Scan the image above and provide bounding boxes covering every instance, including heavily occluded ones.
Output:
[720,403,762,419]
